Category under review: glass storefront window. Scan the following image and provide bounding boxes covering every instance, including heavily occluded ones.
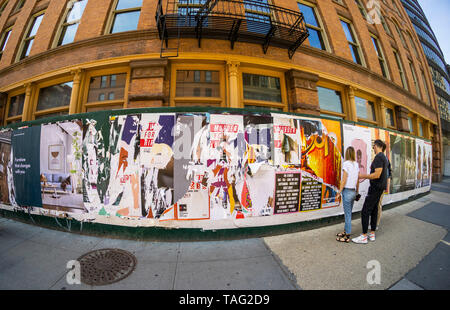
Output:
[385,107,395,127]
[36,82,73,111]
[355,96,376,121]
[317,86,343,114]
[243,73,281,103]
[87,73,126,103]
[8,94,25,117]
[176,70,220,98]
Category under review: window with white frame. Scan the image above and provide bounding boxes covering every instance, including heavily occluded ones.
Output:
[56,0,87,46]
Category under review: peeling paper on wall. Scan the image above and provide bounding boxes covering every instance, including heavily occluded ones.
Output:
[173,114,209,220]
[0,129,15,207]
[106,115,141,218]
[0,111,435,229]
[140,113,175,219]
[82,119,102,214]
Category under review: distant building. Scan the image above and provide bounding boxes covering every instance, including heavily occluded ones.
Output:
[401,0,450,176]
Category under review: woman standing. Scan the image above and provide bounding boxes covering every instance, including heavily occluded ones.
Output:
[336,146,360,243]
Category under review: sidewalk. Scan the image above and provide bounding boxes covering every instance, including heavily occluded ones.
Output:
[0,178,449,290]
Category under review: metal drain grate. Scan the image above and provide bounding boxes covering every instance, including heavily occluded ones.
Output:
[77,248,137,286]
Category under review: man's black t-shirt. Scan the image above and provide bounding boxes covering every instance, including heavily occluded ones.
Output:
[370,152,388,191]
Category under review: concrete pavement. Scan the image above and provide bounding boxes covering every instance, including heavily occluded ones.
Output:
[0,178,449,290]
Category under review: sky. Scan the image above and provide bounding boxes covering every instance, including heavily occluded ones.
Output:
[417,0,450,65]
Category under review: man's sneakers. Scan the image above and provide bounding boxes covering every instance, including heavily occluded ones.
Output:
[352,232,376,244]
[352,234,368,244]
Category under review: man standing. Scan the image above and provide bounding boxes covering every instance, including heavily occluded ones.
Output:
[376,143,392,230]
[352,140,388,244]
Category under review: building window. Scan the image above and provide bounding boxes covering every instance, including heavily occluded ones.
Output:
[13,0,24,14]
[420,69,431,105]
[0,27,12,61]
[243,73,281,103]
[371,35,389,79]
[176,70,220,98]
[35,82,73,117]
[393,49,408,90]
[392,20,407,49]
[385,107,395,127]
[17,12,44,61]
[0,1,9,16]
[317,86,343,115]
[5,93,25,124]
[418,122,423,137]
[409,62,422,100]
[109,0,142,34]
[298,3,327,51]
[407,116,413,133]
[355,96,376,122]
[85,73,127,111]
[380,13,392,36]
[171,64,224,107]
[340,19,364,66]
[406,31,419,58]
[56,0,87,46]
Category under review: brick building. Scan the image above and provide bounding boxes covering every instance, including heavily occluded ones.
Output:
[0,0,443,181]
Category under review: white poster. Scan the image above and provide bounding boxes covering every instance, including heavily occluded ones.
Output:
[343,124,371,210]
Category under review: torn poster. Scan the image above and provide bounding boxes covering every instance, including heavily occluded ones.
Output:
[106,114,141,218]
[140,113,175,219]
[174,114,209,220]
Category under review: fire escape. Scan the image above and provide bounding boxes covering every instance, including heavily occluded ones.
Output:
[155,0,309,59]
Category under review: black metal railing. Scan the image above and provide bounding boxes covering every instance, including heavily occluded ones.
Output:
[155,0,309,58]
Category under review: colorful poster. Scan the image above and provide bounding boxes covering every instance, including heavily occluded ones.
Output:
[106,114,141,218]
[40,121,85,212]
[208,114,246,220]
[299,117,341,208]
[272,115,301,165]
[174,114,209,220]
[273,171,301,214]
[343,124,371,204]
[0,131,11,205]
[140,113,175,219]
[11,126,42,208]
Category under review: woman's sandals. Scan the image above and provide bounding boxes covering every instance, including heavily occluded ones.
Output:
[336,232,351,243]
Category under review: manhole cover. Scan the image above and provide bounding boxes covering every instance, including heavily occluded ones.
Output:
[77,248,137,286]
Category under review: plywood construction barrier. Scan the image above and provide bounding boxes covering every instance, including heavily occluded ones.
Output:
[0,107,432,231]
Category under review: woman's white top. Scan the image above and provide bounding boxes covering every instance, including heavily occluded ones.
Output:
[343,160,359,189]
